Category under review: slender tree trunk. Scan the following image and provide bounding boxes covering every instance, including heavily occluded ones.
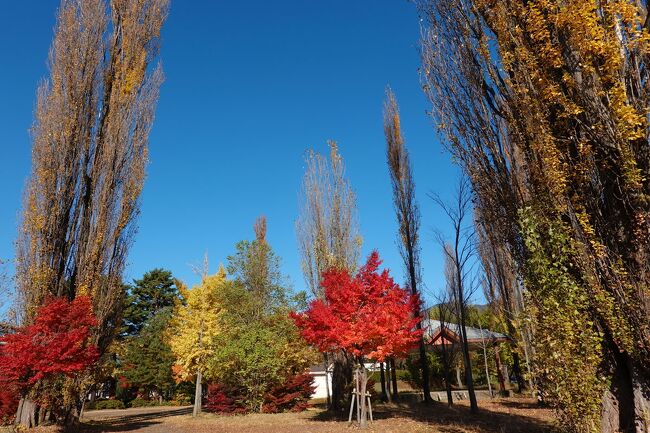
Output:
[482,344,493,397]
[408,246,432,403]
[459,329,478,412]
[417,334,432,402]
[494,347,507,394]
[456,363,463,388]
[456,257,478,412]
[323,353,331,408]
[193,370,202,417]
[510,351,524,392]
[441,340,454,406]
[380,362,387,402]
[390,358,398,400]
[385,361,393,403]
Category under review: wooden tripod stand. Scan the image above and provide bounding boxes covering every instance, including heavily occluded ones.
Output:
[347,366,373,426]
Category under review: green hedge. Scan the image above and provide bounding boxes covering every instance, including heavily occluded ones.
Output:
[86,399,125,410]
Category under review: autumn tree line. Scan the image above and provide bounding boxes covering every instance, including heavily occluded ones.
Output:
[1,0,650,432]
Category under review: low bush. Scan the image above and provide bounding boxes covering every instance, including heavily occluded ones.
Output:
[262,373,315,413]
[86,399,126,410]
[205,383,247,415]
[129,398,161,408]
[0,386,19,425]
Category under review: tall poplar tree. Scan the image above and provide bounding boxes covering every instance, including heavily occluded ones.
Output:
[17,0,168,347]
[296,142,362,410]
[419,0,650,430]
[383,89,432,403]
[13,0,168,425]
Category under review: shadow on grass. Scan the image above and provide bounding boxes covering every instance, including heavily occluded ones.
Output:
[76,407,192,432]
[309,399,556,433]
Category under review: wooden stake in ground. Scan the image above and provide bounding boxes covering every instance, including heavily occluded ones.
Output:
[348,366,373,428]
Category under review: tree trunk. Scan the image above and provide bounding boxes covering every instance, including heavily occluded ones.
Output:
[456,364,463,388]
[600,338,650,433]
[494,346,507,395]
[380,362,387,402]
[390,358,398,400]
[359,363,368,429]
[323,353,331,408]
[332,351,352,411]
[482,343,493,397]
[385,361,393,403]
[15,398,38,428]
[417,336,432,403]
[193,370,203,417]
[460,333,479,412]
[441,341,454,406]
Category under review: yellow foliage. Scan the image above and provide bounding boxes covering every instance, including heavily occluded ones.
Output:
[168,269,226,381]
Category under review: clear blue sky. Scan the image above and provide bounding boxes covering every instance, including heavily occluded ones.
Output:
[0,1,467,306]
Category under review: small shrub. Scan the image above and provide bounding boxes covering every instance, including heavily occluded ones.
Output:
[129,398,160,408]
[205,383,247,415]
[86,399,126,411]
[172,391,191,406]
[0,386,19,425]
[262,373,315,413]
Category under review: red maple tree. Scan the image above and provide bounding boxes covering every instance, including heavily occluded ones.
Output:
[0,296,99,390]
[292,251,422,362]
[291,251,422,427]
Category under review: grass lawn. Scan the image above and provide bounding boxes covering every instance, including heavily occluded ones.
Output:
[1,397,557,432]
[85,397,555,432]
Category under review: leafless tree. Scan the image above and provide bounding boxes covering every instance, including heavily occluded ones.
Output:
[296,141,361,410]
[297,141,362,298]
[383,88,432,403]
[14,0,168,426]
[432,177,479,413]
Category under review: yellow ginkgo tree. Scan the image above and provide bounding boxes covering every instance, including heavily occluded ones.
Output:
[169,268,225,416]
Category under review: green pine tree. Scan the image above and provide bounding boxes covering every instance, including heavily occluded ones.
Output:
[123,269,181,336]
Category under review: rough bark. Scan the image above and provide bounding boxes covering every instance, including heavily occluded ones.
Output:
[359,364,368,429]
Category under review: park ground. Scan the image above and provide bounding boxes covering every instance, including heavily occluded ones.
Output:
[14,397,557,433]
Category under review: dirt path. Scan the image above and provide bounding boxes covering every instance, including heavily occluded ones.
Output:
[81,406,193,432]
